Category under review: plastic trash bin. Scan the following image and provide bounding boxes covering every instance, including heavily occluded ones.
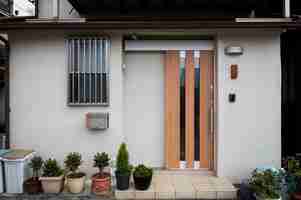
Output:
[0,149,11,193]
[2,149,35,193]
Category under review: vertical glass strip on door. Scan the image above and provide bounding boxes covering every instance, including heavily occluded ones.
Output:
[194,51,201,166]
[179,50,186,162]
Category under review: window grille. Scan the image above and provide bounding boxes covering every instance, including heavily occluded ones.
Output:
[67,37,110,106]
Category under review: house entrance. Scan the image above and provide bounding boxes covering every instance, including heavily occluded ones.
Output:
[124,40,216,170]
[164,50,215,170]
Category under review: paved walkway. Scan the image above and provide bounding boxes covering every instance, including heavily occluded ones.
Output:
[116,172,237,199]
[0,171,237,199]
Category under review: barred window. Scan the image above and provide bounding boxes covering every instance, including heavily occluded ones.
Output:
[67,37,110,106]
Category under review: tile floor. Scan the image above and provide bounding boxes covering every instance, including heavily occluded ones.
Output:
[115,171,237,199]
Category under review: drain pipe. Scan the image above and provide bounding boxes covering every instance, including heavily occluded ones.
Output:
[52,0,60,18]
[284,0,291,18]
[0,36,8,47]
[0,35,9,149]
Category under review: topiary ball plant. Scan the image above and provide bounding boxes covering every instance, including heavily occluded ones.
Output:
[92,152,111,194]
[29,156,43,180]
[93,152,110,177]
[24,156,44,194]
[64,152,85,178]
[64,152,86,194]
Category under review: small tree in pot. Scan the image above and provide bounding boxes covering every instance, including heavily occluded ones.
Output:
[40,158,64,193]
[115,143,132,190]
[92,152,111,195]
[24,156,43,194]
[133,164,153,190]
[64,152,86,194]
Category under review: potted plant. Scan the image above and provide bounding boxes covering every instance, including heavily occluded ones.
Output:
[283,157,301,200]
[133,164,153,190]
[249,169,282,200]
[115,143,133,190]
[64,152,86,194]
[91,152,111,195]
[40,158,64,193]
[23,156,43,194]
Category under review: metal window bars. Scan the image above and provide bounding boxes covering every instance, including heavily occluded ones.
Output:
[67,37,110,106]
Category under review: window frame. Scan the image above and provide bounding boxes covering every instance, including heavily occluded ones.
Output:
[66,36,110,107]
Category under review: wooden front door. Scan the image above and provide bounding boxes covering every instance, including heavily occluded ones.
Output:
[165,50,215,170]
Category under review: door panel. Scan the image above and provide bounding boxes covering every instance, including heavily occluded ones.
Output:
[165,50,214,170]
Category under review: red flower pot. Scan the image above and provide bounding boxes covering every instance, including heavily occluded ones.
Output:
[294,193,301,200]
[91,172,111,195]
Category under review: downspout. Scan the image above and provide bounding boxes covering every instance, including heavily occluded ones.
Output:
[0,35,9,149]
[0,36,8,47]
[52,0,60,18]
[284,0,291,18]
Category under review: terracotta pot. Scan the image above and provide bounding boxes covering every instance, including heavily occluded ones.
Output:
[294,193,301,200]
[23,177,42,194]
[40,175,64,193]
[67,175,85,194]
[91,172,111,195]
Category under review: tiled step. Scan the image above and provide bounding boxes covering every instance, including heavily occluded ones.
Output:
[115,174,237,200]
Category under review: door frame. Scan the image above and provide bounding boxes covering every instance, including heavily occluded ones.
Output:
[124,39,217,172]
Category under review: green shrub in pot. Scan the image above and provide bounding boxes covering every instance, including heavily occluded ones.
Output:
[64,152,86,194]
[133,164,153,190]
[249,169,282,200]
[115,143,133,190]
[24,156,43,194]
[40,158,64,193]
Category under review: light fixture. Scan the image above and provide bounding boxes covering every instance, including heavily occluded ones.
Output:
[225,46,244,56]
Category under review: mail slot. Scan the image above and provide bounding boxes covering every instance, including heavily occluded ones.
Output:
[86,112,109,130]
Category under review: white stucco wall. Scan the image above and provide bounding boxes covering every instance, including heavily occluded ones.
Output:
[8,29,281,181]
[124,52,165,168]
[9,30,124,176]
[216,31,282,182]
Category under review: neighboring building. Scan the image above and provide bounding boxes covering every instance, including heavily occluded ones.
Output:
[13,0,35,16]
[0,0,36,17]
[0,0,300,183]
[0,0,10,16]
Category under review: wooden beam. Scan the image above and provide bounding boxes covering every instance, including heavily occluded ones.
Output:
[185,51,195,168]
[199,51,210,169]
[165,51,180,169]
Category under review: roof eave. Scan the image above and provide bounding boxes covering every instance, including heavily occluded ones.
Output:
[0,20,299,30]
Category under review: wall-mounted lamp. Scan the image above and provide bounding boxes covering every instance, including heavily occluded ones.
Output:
[225,46,244,56]
[130,33,138,40]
